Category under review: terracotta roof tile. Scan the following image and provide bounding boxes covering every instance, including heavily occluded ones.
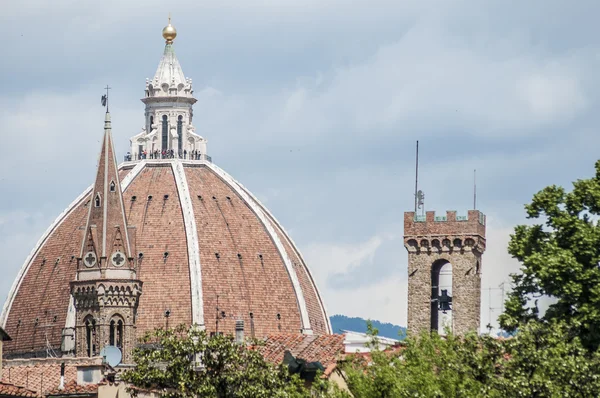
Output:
[0,382,37,397]
[46,381,99,396]
[1,358,102,396]
[345,344,405,365]
[258,334,345,377]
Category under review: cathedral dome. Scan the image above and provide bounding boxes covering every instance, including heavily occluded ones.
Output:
[0,21,330,360]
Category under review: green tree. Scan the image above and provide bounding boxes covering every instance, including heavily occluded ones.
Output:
[343,322,600,397]
[496,320,600,397]
[343,323,505,398]
[122,325,346,398]
[500,160,600,351]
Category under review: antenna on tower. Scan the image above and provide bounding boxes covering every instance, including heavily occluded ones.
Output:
[414,141,419,213]
[414,141,425,216]
[473,169,477,210]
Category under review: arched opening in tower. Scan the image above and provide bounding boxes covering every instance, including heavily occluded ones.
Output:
[431,260,453,335]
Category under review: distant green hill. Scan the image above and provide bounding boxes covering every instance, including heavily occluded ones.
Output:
[329,315,406,340]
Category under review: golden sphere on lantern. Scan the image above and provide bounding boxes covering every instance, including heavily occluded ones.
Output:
[162,19,177,43]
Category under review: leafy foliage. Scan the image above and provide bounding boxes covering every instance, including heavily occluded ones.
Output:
[342,321,600,397]
[498,320,600,397]
[122,325,348,398]
[343,323,504,398]
[499,160,600,351]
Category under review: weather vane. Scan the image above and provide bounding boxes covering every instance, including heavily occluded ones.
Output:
[101,85,111,113]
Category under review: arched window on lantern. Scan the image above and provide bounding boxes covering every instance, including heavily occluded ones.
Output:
[177,115,183,156]
[161,115,168,151]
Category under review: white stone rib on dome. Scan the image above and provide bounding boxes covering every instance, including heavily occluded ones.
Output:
[203,161,314,334]
[171,161,204,328]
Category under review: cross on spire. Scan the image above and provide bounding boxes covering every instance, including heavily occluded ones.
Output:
[101,85,111,113]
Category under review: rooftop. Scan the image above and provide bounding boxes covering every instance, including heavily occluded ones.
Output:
[258,334,345,377]
[1,358,102,397]
[0,382,38,398]
[46,381,100,397]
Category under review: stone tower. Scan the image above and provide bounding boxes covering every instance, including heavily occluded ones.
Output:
[404,210,486,335]
[69,112,142,363]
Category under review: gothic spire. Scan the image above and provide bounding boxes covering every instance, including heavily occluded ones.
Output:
[80,112,133,270]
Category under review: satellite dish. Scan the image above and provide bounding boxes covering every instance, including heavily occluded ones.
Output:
[100,345,122,367]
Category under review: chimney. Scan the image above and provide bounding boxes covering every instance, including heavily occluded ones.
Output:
[59,362,65,390]
[235,320,244,344]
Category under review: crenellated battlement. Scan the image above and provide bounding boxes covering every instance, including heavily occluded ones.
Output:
[404,210,486,239]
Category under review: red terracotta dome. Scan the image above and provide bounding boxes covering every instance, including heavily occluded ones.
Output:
[0,22,330,360]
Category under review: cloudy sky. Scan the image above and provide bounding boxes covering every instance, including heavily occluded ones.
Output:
[1,0,598,333]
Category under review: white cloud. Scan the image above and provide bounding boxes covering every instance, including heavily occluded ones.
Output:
[304,234,407,326]
[518,72,586,121]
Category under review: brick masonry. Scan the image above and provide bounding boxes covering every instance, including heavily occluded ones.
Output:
[404,210,486,335]
[3,162,329,358]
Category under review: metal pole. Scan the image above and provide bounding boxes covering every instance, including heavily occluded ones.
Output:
[500,282,505,314]
[414,141,419,213]
[488,287,492,334]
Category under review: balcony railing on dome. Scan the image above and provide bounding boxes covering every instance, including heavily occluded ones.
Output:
[124,152,212,162]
